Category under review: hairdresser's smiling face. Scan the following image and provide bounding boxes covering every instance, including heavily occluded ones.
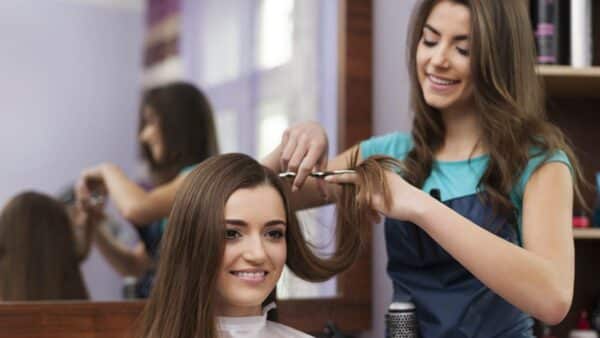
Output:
[417,0,473,113]
[215,184,287,317]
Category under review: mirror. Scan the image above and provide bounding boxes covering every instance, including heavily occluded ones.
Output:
[0,0,341,302]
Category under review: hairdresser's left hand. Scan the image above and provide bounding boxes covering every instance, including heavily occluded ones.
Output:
[325,169,427,222]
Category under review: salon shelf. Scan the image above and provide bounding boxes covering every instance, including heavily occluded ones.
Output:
[536,65,600,98]
[573,228,600,240]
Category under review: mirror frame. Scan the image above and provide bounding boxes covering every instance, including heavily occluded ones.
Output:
[278,0,373,333]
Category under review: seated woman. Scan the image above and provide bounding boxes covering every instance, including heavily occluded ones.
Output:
[138,152,394,338]
[0,191,88,301]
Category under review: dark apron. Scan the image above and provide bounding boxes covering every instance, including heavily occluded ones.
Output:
[134,220,163,298]
[385,193,534,338]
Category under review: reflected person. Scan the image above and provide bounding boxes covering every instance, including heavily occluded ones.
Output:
[77,82,219,298]
[0,191,89,301]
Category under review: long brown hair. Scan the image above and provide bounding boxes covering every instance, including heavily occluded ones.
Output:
[138,153,397,338]
[0,191,88,301]
[404,0,584,216]
[140,82,219,184]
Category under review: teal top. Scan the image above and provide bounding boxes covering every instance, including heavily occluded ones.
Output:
[360,131,571,242]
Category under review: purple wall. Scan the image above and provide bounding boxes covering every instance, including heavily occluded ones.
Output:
[0,1,144,300]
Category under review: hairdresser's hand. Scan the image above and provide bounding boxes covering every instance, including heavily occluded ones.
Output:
[77,165,108,208]
[325,170,425,222]
[76,168,106,220]
[73,185,105,261]
[280,122,329,192]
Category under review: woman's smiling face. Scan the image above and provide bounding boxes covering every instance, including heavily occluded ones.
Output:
[416,0,474,113]
[215,184,287,317]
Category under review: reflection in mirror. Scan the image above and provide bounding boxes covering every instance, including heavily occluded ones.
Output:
[0,191,89,301]
[0,0,340,301]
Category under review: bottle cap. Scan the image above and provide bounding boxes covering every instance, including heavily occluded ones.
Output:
[389,302,415,311]
[577,310,591,330]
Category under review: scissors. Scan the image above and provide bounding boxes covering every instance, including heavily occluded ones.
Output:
[278,169,356,179]
[88,193,106,207]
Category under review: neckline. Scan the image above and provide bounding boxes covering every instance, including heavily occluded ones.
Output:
[217,313,267,329]
[217,302,275,332]
[434,153,489,165]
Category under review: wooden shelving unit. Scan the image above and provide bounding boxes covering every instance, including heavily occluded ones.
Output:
[573,228,600,240]
[537,65,600,98]
[539,66,600,337]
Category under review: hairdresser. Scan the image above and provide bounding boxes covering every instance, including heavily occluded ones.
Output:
[261,1,580,336]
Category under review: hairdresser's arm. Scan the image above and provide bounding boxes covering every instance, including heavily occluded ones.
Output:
[79,164,189,225]
[329,162,574,324]
[261,122,363,210]
[71,195,106,262]
[72,214,98,262]
[93,226,153,277]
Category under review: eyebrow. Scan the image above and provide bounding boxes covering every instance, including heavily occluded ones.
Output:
[424,24,469,41]
[225,219,287,227]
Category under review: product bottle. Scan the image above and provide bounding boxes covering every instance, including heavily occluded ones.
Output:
[122,276,137,300]
[569,311,599,338]
[591,297,600,331]
[536,0,560,64]
[593,172,600,227]
[540,323,557,338]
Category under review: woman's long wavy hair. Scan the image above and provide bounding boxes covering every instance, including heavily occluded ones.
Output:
[0,191,88,301]
[140,82,219,184]
[404,0,584,216]
[138,153,398,338]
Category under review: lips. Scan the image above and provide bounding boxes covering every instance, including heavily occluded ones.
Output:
[427,73,460,85]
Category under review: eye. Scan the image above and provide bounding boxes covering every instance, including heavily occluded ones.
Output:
[422,39,437,47]
[456,47,470,56]
[266,229,285,240]
[225,229,241,240]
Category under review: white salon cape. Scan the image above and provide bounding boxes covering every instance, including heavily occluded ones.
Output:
[217,304,312,338]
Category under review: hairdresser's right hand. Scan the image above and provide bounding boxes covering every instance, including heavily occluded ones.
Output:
[278,121,329,192]
[76,166,108,213]
[75,176,106,221]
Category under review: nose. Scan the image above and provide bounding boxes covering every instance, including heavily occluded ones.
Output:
[242,234,267,264]
[139,125,151,144]
[430,44,450,68]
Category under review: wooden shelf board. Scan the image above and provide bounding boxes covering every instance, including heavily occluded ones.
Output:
[536,66,600,98]
[573,228,600,239]
[537,65,600,77]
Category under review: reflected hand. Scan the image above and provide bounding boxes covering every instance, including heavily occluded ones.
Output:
[77,165,108,214]
[279,121,329,193]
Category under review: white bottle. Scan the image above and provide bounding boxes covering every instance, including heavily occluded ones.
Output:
[570,0,593,67]
[570,330,599,338]
[569,311,599,338]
